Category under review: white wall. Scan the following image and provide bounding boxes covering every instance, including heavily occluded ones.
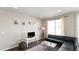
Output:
[0,10,42,50]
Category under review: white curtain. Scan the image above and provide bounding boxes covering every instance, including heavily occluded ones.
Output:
[47,18,64,35]
[77,15,79,43]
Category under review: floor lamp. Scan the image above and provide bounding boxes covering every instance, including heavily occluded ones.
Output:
[41,27,45,38]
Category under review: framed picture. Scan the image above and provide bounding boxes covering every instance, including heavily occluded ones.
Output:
[14,20,18,24]
[22,21,25,25]
[29,21,31,25]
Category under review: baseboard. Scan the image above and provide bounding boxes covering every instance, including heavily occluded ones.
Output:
[0,45,18,51]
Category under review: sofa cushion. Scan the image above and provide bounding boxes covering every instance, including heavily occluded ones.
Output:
[61,42,73,50]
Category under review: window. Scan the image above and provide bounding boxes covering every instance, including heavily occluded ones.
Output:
[47,18,64,35]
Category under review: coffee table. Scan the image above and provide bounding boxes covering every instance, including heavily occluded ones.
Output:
[27,41,57,51]
[41,41,57,50]
[41,41,57,48]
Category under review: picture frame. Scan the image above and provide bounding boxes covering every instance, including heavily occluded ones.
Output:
[14,20,18,24]
[22,21,25,25]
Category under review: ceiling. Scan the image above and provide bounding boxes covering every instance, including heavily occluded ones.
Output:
[1,7,79,19]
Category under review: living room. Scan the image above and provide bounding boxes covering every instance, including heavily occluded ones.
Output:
[0,7,79,51]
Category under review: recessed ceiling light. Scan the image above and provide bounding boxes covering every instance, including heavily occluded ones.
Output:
[57,10,62,12]
[14,7,18,9]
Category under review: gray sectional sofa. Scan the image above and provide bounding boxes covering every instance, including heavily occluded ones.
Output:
[45,35,78,51]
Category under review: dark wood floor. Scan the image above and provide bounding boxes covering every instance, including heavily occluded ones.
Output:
[7,39,43,51]
[6,39,62,51]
